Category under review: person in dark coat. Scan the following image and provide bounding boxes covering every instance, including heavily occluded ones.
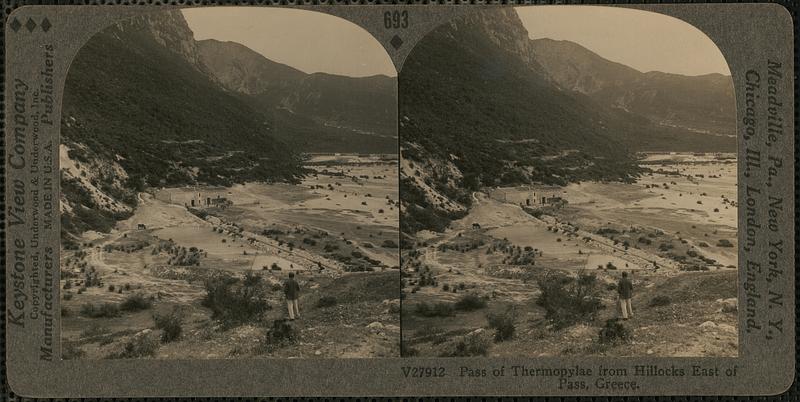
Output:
[284,272,301,320]
[618,271,634,320]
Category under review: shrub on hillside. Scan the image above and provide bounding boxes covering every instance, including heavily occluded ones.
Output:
[454,294,487,311]
[202,273,270,327]
[535,270,602,329]
[649,295,672,307]
[255,319,299,355]
[487,308,516,342]
[598,319,631,344]
[120,294,153,312]
[414,301,454,317]
[153,308,183,343]
[268,319,298,343]
[80,302,120,318]
[316,296,337,308]
[438,332,491,357]
[108,334,160,358]
[716,239,734,247]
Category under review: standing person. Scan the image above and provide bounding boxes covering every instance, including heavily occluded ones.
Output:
[284,272,301,320]
[618,271,634,320]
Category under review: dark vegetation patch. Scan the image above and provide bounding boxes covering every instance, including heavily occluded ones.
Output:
[487,308,516,342]
[119,294,153,312]
[80,302,121,318]
[648,295,672,307]
[107,334,160,359]
[259,225,390,272]
[536,270,602,329]
[201,272,271,327]
[255,319,299,354]
[321,271,399,304]
[414,301,455,317]
[598,319,631,344]
[437,333,491,357]
[316,296,338,308]
[153,307,184,343]
[453,294,488,311]
[400,177,468,235]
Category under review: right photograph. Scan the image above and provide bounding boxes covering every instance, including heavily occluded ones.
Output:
[399,6,737,357]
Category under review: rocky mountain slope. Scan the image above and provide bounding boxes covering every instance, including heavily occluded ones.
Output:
[530,38,735,139]
[196,39,307,95]
[197,39,397,153]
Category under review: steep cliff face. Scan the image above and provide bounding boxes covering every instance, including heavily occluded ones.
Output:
[450,7,546,75]
[197,39,305,95]
[530,38,640,94]
[115,11,211,77]
[530,38,736,137]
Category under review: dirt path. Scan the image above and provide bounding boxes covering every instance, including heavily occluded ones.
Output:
[207,215,348,275]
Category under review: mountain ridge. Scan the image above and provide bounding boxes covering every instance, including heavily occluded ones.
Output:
[196,38,398,152]
[529,37,735,138]
[196,38,306,95]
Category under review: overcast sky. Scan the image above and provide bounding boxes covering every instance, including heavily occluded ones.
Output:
[515,6,731,76]
[181,7,397,78]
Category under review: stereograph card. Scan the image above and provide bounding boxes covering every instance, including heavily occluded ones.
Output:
[3,2,795,397]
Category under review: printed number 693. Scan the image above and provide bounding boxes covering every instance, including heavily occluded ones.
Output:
[384,11,409,29]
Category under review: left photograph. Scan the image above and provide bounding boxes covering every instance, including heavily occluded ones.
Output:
[59,8,400,359]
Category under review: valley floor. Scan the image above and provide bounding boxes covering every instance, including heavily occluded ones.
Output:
[61,156,400,359]
[401,153,738,357]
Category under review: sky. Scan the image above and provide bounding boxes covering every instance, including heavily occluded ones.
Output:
[181,8,397,78]
[515,6,731,76]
